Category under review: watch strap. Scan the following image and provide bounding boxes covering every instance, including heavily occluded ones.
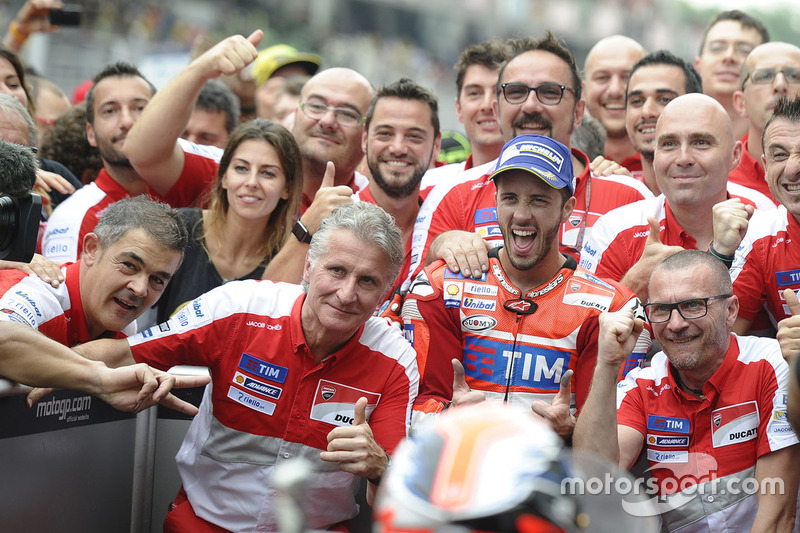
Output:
[292,220,313,244]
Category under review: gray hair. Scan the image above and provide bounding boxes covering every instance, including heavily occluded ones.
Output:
[0,93,37,146]
[305,202,403,292]
[93,196,189,255]
[651,249,732,295]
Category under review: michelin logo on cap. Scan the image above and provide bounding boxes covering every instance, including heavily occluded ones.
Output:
[489,134,574,194]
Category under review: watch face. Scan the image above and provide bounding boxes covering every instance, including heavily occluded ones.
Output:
[293,221,312,244]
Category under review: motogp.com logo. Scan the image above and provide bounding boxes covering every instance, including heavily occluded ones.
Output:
[560,453,785,517]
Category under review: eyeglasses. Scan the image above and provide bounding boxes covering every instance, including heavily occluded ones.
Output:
[705,41,754,58]
[499,82,575,106]
[644,295,731,324]
[742,67,800,89]
[299,101,364,127]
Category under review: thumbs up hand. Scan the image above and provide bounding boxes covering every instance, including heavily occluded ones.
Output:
[450,358,485,408]
[320,397,389,483]
[620,217,683,301]
[777,289,800,363]
[300,161,354,234]
[531,369,577,438]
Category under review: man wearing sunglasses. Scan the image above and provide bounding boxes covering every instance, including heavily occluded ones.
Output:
[730,42,800,204]
[575,249,799,532]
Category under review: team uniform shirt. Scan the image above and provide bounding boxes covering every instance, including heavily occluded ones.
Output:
[129,280,419,532]
[730,206,800,328]
[0,263,132,346]
[353,185,433,312]
[616,335,797,532]
[41,140,222,263]
[620,153,644,184]
[401,250,649,422]
[417,154,476,191]
[299,171,368,214]
[729,133,777,205]
[580,193,775,283]
[405,149,653,294]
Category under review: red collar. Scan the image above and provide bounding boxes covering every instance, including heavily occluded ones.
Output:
[64,262,93,346]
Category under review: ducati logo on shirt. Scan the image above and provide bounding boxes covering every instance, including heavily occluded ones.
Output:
[504,298,537,314]
[568,214,583,228]
[310,379,381,427]
[321,385,336,401]
[711,401,759,448]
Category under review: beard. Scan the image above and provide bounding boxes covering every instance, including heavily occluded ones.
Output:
[367,156,427,200]
[503,218,559,272]
[95,136,132,168]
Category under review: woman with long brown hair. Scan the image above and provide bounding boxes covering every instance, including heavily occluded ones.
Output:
[154,118,302,323]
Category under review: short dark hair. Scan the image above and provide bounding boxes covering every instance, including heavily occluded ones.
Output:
[85,62,156,124]
[196,80,240,134]
[454,39,510,96]
[627,50,703,107]
[365,77,440,138]
[498,31,583,102]
[762,96,800,152]
[698,10,770,55]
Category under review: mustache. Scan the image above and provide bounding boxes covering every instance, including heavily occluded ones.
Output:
[512,112,552,130]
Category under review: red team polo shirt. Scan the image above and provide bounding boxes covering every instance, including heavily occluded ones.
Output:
[0,263,131,345]
[728,133,777,205]
[580,194,774,284]
[129,280,419,531]
[404,149,653,292]
[617,334,796,532]
[41,141,222,263]
[731,206,800,328]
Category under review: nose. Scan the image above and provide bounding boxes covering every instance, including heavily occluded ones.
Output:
[481,91,495,112]
[521,88,545,113]
[664,306,691,330]
[773,71,789,94]
[675,142,695,166]
[336,277,359,305]
[722,43,737,63]
[608,74,625,98]
[119,106,136,131]
[317,107,338,129]
[641,96,659,119]
[127,274,148,298]
[389,133,407,155]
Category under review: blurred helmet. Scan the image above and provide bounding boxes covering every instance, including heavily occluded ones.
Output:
[373,403,659,533]
[253,44,321,87]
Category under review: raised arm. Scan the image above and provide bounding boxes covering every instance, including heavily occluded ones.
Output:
[573,310,645,468]
[123,30,262,196]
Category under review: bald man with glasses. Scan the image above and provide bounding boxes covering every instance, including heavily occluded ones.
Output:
[576,249,799,533]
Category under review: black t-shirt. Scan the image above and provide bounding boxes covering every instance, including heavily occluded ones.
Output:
[155,208,266,324]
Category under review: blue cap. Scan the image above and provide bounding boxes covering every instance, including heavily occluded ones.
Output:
[489,134,574,194]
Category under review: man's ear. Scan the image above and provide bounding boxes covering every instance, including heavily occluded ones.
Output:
[86,122,98,148]
[82,233,101,266]
[302,255,311,285]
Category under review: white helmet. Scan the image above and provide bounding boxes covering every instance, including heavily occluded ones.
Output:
[373,403,658,533]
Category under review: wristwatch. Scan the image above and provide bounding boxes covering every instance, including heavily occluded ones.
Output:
[292,220,313,244]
